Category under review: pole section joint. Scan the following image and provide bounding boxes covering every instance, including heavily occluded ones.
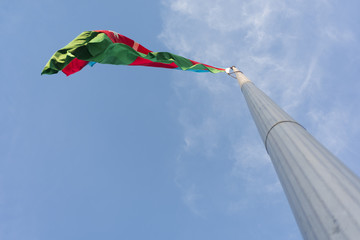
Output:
[264,120,305,153]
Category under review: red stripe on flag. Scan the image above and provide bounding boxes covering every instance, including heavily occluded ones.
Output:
[129,57,179,69]
[62,58,89,76]
[95,30,152,54]
[136,44,152,55]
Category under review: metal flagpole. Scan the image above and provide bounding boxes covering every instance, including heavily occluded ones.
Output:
[228,67,360,239]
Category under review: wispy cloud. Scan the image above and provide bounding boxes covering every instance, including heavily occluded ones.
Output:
[307,106,360,155]
[160,0,360,219]
[181,184,204,217]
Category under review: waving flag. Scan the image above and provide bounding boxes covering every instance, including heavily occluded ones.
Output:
[41,30,225,76]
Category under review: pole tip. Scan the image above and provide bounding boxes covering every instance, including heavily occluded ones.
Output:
[226,66,251,87]
[226,66,243,79]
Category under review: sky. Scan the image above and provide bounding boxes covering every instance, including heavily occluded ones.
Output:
[1,0,360,239]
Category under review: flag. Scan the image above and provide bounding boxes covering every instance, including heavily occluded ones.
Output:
[41,30,225,76]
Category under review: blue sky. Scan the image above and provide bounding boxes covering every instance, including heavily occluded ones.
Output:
[1,0,360,239]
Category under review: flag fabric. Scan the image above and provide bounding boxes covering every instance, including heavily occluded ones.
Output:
[41,30,225,76]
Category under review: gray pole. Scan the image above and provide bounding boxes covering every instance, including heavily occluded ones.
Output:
[230,67,360,239]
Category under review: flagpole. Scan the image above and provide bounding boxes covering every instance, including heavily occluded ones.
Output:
[229,67,360,239]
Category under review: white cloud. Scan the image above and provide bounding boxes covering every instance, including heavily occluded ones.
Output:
[181,184,204,216]
[160,0,360,218]
[323,26,355,42]
[307,107,360,155]
[231,141,270,176]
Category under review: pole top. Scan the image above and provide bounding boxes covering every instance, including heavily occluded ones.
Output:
[226,66,251,87]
